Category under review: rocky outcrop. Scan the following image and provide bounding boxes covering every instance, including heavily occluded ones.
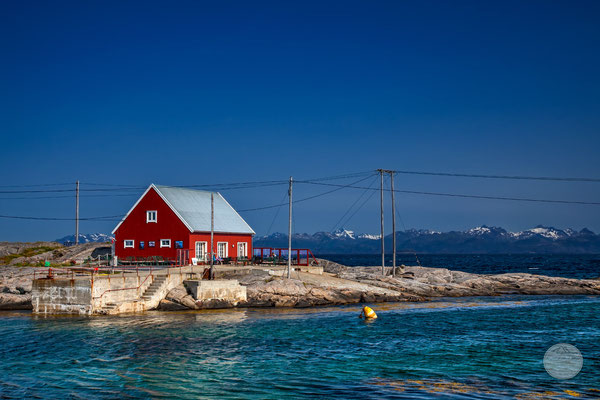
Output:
[339,266,600,297]
[3,259,600,312]
[0,242,111,266]
[160,268,424,310]
[0,266,36,310]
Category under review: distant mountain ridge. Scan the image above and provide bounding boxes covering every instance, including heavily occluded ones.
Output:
[55,233,113,245]
[254,226,600,254]
[54,226,600,253]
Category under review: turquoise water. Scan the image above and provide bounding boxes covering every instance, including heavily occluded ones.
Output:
[1,296,599,399]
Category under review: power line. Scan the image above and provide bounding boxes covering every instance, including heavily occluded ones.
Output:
[392,169,600,183]
[266,191,289,235]
[297,181,600,205]
[340,187,378,228]
[0,214,125,221]
[330,175,378,232]
[0,182,74,188]
[238,174,376,212]
[0,193,142,200]
[0,172,373,194]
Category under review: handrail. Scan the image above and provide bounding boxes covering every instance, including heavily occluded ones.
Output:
[92,266,155,300]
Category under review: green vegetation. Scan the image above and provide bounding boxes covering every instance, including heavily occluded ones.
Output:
[0,245,61,266]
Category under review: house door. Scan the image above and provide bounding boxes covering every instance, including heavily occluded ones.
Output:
[195,241,207,261]
[237,242,247,259]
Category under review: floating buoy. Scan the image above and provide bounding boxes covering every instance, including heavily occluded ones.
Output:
[360,306,377,319]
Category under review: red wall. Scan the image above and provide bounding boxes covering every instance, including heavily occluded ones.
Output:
[114,187,253,262]
[189,233,253,259]
[114,188,191,260]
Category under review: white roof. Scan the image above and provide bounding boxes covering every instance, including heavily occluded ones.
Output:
[112,184,255,235]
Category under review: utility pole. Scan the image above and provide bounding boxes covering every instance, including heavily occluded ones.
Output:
[210,192,214,280]
[287,176,293,279]
[378,169,385,275]
[75,180,80,245]
[390,171,397,277]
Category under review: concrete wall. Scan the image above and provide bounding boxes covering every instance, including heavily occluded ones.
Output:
[32,271,157,315]
[91,272,154,308]
[184,279,247,306]
[32,278,93,315]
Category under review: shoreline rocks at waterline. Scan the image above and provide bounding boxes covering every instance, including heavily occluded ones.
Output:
[1,260,599,312]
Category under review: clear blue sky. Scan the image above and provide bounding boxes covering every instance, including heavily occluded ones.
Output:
[1,0,599,241]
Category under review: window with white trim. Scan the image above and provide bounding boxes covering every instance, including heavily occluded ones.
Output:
[160,239,171,248]
[146,210,157,223]
[124,240,134,248]
[237,242,247,258]
[217,242,228,258]
[195,241,207,261]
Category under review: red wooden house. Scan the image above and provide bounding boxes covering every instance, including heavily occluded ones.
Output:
[112,184,255,264]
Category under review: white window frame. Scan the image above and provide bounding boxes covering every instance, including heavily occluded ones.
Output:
[146,210,157,223]
[160,239,171,248]
[124,240,135,248]
[237,242,247,258]
[195,241,208,261]
[217,242,228,258]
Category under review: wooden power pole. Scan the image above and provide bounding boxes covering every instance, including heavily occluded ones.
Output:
[75,180,79,245]
[287,176,293,279]
[210,192,214,280]
[378,169,385,275]
[390,171,396,277]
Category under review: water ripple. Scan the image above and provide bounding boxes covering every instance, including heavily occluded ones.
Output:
[0,295,599,399]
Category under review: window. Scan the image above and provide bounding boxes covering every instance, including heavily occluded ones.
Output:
[195,241,207,261]
[217,242,228,258]
[160,239,171,248]
[146,210,157,223]
[124,240,134,248]
[175,241,183,249]
[237,242,248,258]
[139,241,145,249]
[148,241,155,247]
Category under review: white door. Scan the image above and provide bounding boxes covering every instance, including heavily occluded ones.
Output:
[237,242,247,258]
[195,241,207,261]
[217,242,228,258]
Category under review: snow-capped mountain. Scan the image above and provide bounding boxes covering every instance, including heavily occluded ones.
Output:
[509,225,575,240]
[254,226,600,254]
[357,233,381,240]
[55,233,114,245]
[332,229,355,239]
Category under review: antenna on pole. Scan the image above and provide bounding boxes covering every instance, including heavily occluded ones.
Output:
[378,169,385,275]
[287,176,293,279]
[390,171,396,277]
[75,180,79,245]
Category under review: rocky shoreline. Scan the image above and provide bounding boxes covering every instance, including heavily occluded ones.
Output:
[2,260,599,312]
[159,259,600,310]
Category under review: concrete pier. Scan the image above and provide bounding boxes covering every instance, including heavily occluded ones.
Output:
[30,264,305,315]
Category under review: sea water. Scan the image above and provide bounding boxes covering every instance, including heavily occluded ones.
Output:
[320,253,600,279]
[1,295,599,399]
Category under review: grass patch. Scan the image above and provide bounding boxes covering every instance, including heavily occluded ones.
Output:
[0,245,61,265]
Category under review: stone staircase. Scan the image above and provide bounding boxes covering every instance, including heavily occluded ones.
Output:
[101,302,119,312]
[97,273,181,315]
[141,274,168,303]
[92,267,206,315]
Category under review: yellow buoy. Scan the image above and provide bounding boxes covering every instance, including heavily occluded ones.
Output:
[361,306,377,319]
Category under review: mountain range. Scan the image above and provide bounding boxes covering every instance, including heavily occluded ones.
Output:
[253,226,600,254]
[55,233,113,245]
[55,226,600,253]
